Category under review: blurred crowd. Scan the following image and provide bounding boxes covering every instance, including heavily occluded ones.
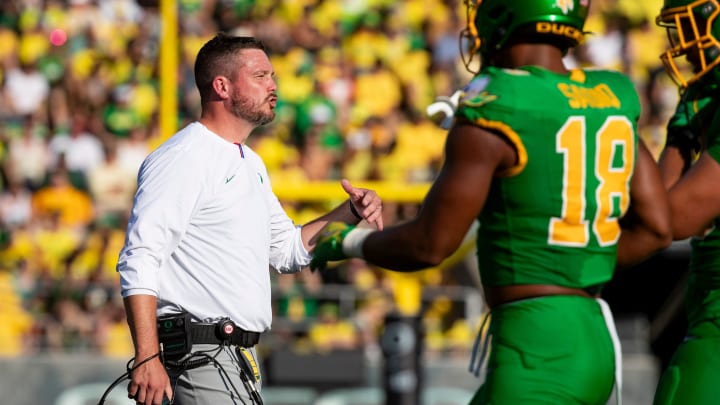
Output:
[0,0,680,359]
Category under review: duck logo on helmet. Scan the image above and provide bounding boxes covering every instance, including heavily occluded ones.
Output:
[556,0,575,14]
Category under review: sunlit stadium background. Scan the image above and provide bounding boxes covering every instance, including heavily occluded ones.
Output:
[0,0,691,404]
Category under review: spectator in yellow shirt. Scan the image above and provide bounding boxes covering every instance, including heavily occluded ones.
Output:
[31,168,94,229]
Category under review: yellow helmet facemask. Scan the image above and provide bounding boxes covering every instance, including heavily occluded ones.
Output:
[459,0,482,74]
[656,0,720,88]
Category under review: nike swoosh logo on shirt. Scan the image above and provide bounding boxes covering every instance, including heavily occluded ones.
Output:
[225,175,236,184]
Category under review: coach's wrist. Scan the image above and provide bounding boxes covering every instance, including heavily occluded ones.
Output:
[349,202,363,221]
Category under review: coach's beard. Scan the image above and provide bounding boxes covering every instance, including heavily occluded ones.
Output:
[230,94,275,126]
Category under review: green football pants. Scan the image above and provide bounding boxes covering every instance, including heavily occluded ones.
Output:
[653,318,720,405]
[470,295,617,405]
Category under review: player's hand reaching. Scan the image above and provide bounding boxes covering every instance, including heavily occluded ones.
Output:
[310,222,356,271]
[310,221,377,272]
[342,179,384,230]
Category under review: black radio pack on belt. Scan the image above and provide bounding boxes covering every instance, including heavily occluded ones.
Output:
[157,313,193,361]
[157,313,261,362]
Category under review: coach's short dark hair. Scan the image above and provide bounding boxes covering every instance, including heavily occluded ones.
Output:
[194,33,267,101]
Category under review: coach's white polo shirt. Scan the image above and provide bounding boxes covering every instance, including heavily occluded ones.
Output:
[118,122,310,332]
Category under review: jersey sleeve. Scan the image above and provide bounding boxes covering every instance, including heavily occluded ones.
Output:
[454,69,527,176]
[455,70,516,127]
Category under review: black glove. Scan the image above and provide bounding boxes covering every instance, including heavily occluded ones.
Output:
[665,125,701,155]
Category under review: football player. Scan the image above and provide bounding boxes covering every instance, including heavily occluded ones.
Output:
[653,1,720,404]
[313,1,672,403]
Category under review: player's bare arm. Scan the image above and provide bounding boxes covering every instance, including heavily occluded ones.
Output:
[616,139,672,268]
[667,151,720,239]
[658,145,690,189]
[359,119,516,271]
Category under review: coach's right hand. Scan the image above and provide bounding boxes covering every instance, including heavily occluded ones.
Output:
[128,355,172,405]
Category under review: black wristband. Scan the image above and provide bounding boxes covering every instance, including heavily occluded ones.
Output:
[349,203,363,220]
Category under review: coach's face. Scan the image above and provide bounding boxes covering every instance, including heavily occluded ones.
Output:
[228,48,278,126]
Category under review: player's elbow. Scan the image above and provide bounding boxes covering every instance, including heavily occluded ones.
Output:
[651,221,673,250]
[413,241,458,268]
[637,205,673,250]
[623,213,672,252]
[414,252,446,268]
[656,228,673,250]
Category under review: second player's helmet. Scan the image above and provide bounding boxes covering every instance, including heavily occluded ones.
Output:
[461,0,590,72]
[656,0,720,88]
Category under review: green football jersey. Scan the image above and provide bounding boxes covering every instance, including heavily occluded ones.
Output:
[666,82,717,135]
[674,82,720,323]
[455,66,640,289]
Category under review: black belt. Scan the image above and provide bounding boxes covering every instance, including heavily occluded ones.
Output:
[190,320,260,348]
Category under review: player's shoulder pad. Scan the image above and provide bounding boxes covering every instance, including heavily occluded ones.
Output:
[458,68,521,108]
